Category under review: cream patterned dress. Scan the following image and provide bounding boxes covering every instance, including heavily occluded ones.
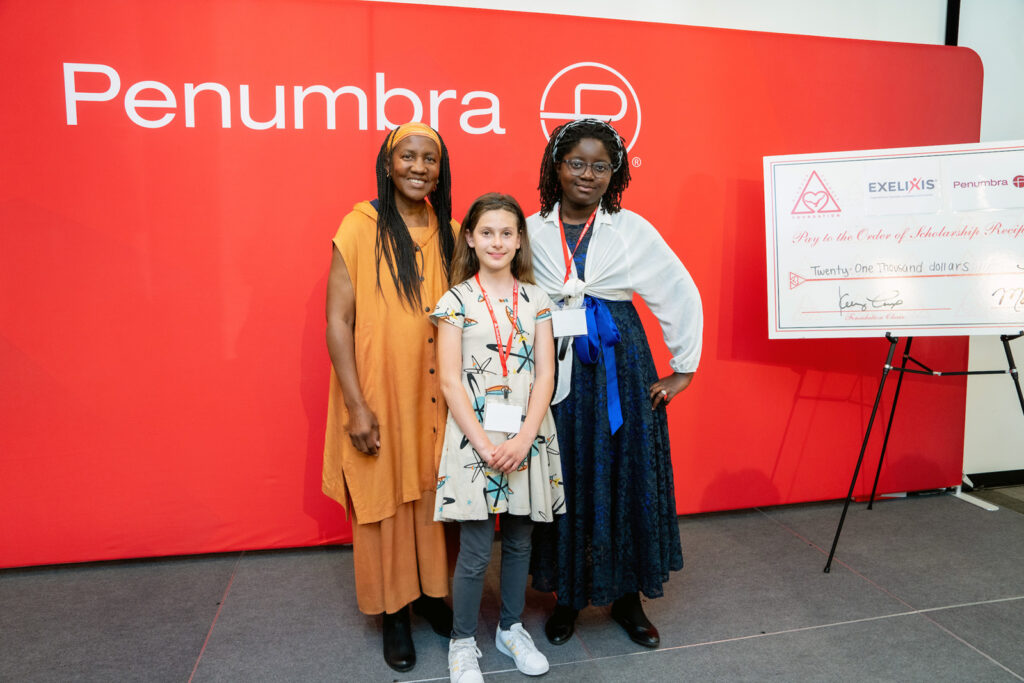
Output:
[431,278,565,522]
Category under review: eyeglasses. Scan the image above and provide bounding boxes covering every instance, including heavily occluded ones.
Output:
[561,158,614,177]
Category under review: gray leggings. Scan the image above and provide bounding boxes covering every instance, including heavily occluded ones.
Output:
[451,514,533,638]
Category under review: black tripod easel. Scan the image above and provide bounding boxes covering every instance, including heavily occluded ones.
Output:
[823,330,1024,573]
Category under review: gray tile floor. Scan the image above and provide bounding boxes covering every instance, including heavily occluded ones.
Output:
[2,491,1023,682]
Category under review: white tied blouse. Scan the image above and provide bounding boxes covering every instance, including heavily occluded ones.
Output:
[526,204,704,404]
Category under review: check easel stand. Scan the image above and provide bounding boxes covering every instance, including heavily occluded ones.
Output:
[824,331,1024,573]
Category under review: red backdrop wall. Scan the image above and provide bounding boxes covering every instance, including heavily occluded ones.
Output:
[0,0,982,568]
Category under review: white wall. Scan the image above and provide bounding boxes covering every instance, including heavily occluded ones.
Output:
[959,0,1024,475]
[371,0,946,43]
[375,0,1024,475]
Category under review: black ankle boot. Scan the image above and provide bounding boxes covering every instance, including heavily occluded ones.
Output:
[382,606,415,672]
[411,594,453,637]
[544,604,578,645]
[610,592,659,648]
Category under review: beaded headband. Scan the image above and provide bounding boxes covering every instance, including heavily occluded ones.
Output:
[549,118,626,171]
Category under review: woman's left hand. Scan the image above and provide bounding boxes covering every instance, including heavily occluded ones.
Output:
[649,372,694,410]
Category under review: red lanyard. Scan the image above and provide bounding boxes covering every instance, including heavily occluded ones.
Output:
[558,210,597,283]
[475,274,519,378]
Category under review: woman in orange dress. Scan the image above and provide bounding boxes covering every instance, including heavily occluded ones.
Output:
[322,122,457,673]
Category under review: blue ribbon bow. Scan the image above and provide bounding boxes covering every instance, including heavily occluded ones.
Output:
[574,295,623,434]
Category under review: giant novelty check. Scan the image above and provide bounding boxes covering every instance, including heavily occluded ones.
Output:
[764,141,1024,339]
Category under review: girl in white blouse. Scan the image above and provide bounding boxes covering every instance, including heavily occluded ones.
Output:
[526,118,703,649]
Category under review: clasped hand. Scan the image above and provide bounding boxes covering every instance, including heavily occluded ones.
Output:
[478,434,532,474]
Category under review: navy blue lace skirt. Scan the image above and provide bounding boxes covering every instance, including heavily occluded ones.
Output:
[530,299,683,609]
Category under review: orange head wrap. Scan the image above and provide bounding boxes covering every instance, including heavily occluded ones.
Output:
[385,122,442,154]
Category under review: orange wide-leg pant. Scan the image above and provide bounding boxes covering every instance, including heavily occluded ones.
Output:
[350,490,449,615]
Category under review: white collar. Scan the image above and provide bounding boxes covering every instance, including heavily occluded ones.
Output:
[541,202,613,229]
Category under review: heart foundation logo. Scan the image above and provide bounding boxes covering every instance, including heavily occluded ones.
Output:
[791,170,841,215]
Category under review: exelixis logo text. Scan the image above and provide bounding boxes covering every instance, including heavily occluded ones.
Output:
[539,62,641,150]
[867,177,937,194]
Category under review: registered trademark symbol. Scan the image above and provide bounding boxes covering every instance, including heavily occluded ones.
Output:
[631,157,641,168]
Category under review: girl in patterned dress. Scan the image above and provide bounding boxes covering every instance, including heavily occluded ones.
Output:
[432,193,564,682]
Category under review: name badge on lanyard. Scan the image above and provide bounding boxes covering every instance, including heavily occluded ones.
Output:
[483,399,523,434]
[553,209,596,339]
[551,307,588,338]
[476,274,524,434]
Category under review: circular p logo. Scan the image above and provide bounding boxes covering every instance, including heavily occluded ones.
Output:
[539,62,641,151]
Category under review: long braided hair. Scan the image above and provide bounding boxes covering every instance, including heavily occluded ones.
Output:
[373,126,455,310]
[538,118,631,218]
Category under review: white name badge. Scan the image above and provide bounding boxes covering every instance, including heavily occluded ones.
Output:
[483,401,523,434]
[551,307,588,338]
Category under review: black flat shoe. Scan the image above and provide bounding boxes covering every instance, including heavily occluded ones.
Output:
[610,592,660,648]
[411,594,453,638]
[545,604,578,645]
[382,606,415,672]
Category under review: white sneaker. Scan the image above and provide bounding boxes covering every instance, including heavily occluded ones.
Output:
[448,637,483,683]
[495,623,549,676]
